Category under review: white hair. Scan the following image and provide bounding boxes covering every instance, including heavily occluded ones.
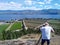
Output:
[44,22,49,26]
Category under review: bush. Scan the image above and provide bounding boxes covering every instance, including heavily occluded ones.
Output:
[1,28,41,40]
[54,29,60,35]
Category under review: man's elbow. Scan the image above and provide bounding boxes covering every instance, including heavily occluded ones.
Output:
[51,30,55,33]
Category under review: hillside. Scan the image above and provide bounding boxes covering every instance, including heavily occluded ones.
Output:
[0,34,60,45]
[0,19,60,45]
[0,9,60,15]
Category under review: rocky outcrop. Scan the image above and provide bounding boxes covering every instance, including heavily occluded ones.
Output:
[0,39,37,45]
[0,34,60,45]
[0,39,24,45]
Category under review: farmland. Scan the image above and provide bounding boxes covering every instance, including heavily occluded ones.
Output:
[24,19,60,35]
[21,19,60,45]
[0,19,60,41]
[10,22,22,31]
[0,24,10,33]
[0,21,22,40]
[0,23,10,40]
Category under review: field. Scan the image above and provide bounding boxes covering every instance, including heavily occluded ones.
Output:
[24,19,60,30]
[21,19,60,45]
[0,24,10,33]
[0,19,60,45]
[0,21,22,40]
[10,22,22,31]
[24,19,60,36]
[0,23,10,40]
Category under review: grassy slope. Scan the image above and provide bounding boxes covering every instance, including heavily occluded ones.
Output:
[25,19,60,35]
[48,20,60,35]
[0,24,10,40]
[0,24,10,33]
[25,19,60,29]
[48,20,60,29]
[10,22,22,31]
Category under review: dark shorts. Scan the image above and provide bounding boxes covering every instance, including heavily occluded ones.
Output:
[41,39,50,45]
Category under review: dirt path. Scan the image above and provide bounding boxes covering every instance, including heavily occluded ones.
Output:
[5,23,14,31]
[50,35,60,45]
[19,34,60,45]
[38,35,60,45]
[0,34,59,45]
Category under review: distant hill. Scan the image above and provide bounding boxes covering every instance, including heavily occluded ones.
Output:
[0,9,60,15]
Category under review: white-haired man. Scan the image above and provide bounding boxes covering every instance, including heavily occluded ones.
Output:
[40,22,54,45]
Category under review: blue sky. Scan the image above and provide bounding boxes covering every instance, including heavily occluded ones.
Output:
[0,0,60,10]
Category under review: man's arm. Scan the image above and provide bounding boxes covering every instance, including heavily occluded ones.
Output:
[34,25,41,30]
[51,29,55,33]
[51,29,55,37]
[34,24,43,30]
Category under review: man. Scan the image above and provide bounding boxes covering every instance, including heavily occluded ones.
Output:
[40,22,54,45]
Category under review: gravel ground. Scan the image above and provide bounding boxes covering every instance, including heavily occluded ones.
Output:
[0,34,60,45]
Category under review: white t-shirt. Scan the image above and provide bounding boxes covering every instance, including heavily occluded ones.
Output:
[40,25,53,39]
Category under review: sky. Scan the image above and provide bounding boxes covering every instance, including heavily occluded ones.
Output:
[0,0,60,10]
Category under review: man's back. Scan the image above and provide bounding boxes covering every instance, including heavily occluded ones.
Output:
[40,22,54,45]
[40,25,53,39]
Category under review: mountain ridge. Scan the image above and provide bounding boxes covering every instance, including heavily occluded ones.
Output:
[0,9,60,15]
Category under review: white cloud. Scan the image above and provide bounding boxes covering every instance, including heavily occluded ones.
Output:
[54,3,60,6]
[0,1,53,10]
[40,5,43,7]
[44,0,52,4]
[0,2,22,10]
[24,0,33,5]
[0,2,43,10]
[37,0,52,6]
[38,2,45,5]
[22,6,43,10]
[44,5,52,9]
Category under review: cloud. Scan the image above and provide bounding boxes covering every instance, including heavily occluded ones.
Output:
[24,0,33,5]
[37,0,52,6]
[44,5,52,9]
[38,2,45,5]
[0,2,22,10]
[0,2,43,10]
[44,0,52,4]
[22,6,43,10]
[0,0,53,10]
[54,3,60,6]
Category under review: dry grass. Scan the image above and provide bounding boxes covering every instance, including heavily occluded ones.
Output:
[22,19,60,45]
[24,19,46,28]
[20,34,60,45]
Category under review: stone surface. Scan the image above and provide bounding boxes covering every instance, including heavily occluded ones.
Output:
[0,34,60,45]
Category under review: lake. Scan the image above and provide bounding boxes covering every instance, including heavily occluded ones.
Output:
[0,14,60,21]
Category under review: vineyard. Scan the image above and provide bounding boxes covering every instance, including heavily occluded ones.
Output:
[0,19,60,40]
[24,19,60,35]
[0,21,22,40]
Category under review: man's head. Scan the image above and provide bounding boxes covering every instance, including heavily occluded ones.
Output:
[44,22,49,26]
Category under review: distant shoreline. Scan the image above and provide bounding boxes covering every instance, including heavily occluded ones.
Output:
[0,18,60,22]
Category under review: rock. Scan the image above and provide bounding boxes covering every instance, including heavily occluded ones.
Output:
[25,40,37,45]
[0,39,25,45]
